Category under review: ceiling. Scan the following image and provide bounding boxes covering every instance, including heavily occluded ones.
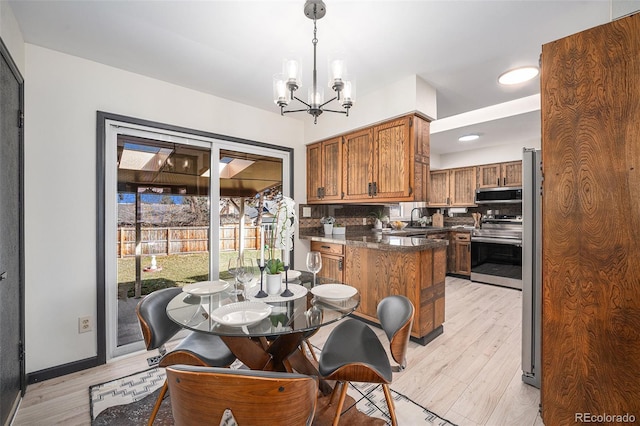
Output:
[8,1,633,154]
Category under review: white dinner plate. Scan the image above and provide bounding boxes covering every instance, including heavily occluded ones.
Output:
[182,280,230,296]
[210,301,272,327]
[282,270,302,281]
[311,284,357,301]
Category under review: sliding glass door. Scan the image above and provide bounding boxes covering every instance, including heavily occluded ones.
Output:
[103,119,290,359]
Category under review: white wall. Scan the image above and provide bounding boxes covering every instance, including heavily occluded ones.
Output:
[23,44,306,372]
[0,0,24,73]
[302,74,437,143]
[433,137,541,170]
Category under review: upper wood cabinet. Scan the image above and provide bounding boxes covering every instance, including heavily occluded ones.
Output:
[307,114,430,204]
[477,161,522,188]
[342,127,374,201]
[306,137,343,203]
[428,166,476,206]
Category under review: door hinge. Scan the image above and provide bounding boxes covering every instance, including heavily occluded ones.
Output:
[341,192,345,199]
[338,259,343,271]
[409,186,413,195]
[19,341,24,361]
[409,117,413,127]
[18,110,24,128]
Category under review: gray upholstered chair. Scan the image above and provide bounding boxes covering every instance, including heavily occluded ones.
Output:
[136,287,236,425]
[166,365,319,426]
[318,295,414,426]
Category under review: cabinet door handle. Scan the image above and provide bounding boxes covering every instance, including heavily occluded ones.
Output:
[368,182,372,197]
[338,259,343,271]
[321,245,331,249]
[503,177,506,186]
[317,187,321,198]
[497,178,500,186]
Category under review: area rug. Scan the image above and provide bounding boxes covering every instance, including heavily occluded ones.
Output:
[90,366,456,425]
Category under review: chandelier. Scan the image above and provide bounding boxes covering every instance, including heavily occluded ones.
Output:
[273,0,355,124]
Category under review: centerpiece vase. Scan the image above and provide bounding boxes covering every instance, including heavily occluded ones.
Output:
[266,273,282,295]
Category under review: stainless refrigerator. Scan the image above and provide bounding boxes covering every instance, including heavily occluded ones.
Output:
[522,148,541,388]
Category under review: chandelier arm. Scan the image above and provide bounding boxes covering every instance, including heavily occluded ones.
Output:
[321,109,348,115]
[319,96,338,108]
[292,96,311,108]
[282,108,311,114]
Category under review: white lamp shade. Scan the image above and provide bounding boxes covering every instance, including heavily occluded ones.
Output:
[273,74,290,105]
[308,86,324,107]
[283,58,301,85]
[341,79,356,105]
[329,58,346,84]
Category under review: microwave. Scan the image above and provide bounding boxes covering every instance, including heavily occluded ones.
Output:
[475,187,522,204]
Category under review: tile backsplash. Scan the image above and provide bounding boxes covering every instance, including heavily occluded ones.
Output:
[298,202,522,231]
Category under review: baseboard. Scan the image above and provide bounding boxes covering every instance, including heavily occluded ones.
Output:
[27,356,101,384]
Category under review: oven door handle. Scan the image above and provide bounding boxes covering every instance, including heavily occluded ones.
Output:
[471,237,522,246]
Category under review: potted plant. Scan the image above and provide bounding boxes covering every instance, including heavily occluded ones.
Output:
[368,209,388,230]
[320,216,335,234]
[332,223,346,235]
[262,195,297,295]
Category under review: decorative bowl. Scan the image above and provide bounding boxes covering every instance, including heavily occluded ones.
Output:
[390,221,408,231]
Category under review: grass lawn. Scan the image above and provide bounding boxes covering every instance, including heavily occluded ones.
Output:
[118,250,262,297]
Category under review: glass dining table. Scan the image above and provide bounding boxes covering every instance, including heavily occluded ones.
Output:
[166,275,359,390]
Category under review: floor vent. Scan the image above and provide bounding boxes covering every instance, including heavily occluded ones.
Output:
[146,355,161,367]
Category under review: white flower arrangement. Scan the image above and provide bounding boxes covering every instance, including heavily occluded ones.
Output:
[266,195,297,255]
[320,216,336,225]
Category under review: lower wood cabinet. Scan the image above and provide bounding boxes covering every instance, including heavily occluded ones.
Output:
[343,244,446,344]
[310,241,344,283]
[452,232,471,276]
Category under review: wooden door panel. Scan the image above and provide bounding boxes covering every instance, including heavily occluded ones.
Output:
[342,129,373,200]
[429,170,449,206]
[306,143,322,202]
[501,161,522,187]
[477,164,501,188]
[373,117,411,199]
[541,12,640,424]
[449,167,476,206]
[321,138,342,200]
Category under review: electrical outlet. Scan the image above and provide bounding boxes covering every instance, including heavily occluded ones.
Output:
[78,316,92,333]
[362,217,367,225]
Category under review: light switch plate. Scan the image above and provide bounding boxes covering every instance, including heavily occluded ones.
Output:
[302,207,311,217]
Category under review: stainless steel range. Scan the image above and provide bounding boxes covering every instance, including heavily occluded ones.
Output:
[470,215,523,289]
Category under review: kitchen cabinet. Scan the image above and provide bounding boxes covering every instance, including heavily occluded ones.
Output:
[477,161,522,188]
[344,243,446,344]
[306,137,343,203]
[308,114,430,204]
[428,166,477,207]
[451,232,471,276]
[310,241,344,282]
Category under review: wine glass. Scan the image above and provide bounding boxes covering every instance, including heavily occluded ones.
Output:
[306,251,322,288]
[236,258,255,300]
[227,256,242,295]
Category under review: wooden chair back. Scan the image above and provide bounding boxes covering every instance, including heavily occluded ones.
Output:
[166,365,318,426]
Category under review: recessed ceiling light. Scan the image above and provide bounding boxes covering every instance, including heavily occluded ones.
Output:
[498,66,539,85]
[458,134,480,142]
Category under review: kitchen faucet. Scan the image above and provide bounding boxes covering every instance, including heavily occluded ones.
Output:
[410,207,422,227]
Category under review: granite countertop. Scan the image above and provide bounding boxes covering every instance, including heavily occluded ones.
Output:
[299,229,449,252]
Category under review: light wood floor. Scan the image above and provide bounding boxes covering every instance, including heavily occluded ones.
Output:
[13,277,543,425]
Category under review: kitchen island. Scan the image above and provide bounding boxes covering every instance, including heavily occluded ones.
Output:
[300,230,448,345]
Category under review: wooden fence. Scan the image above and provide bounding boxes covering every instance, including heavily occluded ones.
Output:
[117,226,260,258]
